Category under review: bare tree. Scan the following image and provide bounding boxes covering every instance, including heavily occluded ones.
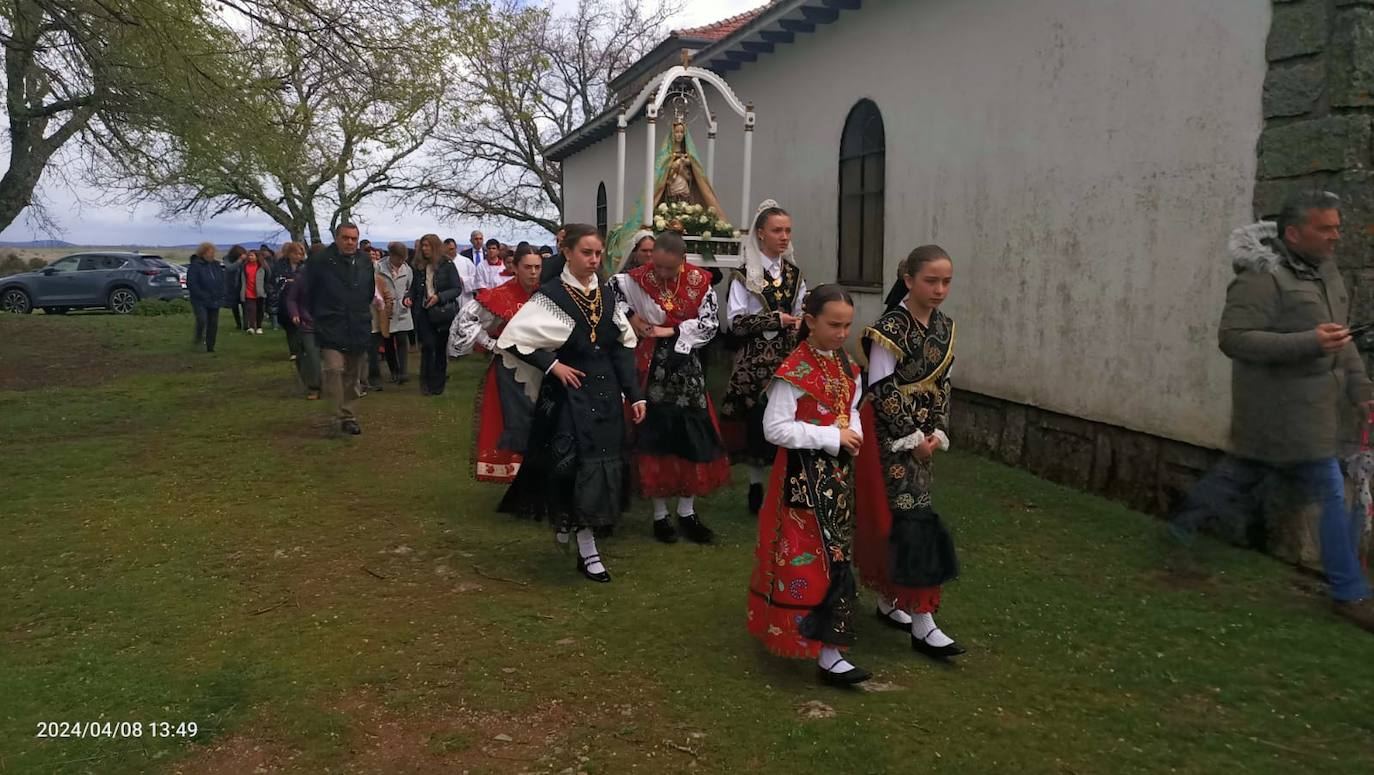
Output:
[0,0,463,237]
[93,8,452,243]
[421,0,682,234]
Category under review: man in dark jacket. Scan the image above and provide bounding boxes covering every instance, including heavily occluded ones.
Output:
[306,222,373,435]
[1170,190,1374,632]
[186,243,226,352]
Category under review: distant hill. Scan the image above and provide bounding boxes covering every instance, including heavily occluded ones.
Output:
[0,239,75,248]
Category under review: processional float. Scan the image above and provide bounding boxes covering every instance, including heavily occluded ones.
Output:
[609,55,755,269]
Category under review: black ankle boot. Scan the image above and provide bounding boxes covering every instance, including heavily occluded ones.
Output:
[748,483,763,514]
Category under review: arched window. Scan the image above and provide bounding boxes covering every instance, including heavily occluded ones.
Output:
[837,100,885,287]
[595,182,608,237]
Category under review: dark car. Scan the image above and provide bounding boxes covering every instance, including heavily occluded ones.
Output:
[0,252,186,315]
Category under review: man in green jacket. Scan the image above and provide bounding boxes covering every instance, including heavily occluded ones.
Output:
[1171,190,1374,632]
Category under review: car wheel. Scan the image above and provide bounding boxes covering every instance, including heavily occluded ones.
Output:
[1,287,32,314]
[107,287,138,315]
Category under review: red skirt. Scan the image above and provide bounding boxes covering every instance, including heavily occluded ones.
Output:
[854,403,942,614]
[472,361,522,483]
[635,396,732,497]
[746,448,839,660]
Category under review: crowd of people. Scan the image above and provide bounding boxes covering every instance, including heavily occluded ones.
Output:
[178,187,1374,687]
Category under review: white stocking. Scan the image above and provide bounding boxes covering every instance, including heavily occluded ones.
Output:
[818,646,855,674]
[878,598,912,625]
[576,529,605,575]
[911,612,954,647]
[652,498,669,520]
[676,496,695,517]
[748,466,766,485]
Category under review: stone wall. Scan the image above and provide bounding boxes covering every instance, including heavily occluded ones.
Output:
[950,390,1221,519]
[1257,0,1374,283]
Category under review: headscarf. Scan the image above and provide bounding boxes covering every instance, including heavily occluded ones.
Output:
[615,229,655,274]
[739,198,794,295]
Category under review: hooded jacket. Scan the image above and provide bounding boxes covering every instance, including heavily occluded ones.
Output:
[1219,221,1372,463]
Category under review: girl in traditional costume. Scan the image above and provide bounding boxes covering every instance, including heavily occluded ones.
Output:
[854,245,965,659]
[495,225,646,583]
[747,285,872,686]
[611,231,729,544]
[449,245,543,484]
[720,201,808,515]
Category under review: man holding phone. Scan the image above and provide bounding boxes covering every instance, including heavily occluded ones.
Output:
[1170,190,1374,633]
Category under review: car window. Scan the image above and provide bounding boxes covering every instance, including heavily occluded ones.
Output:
[98,256,126,270]
[142,257,170,268]
[77,256,101,271]
[48,256,81,273]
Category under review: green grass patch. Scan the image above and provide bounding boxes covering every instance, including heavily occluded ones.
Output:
[1,313,1372,774]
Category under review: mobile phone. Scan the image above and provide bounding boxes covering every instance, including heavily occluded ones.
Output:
[1349,321,1374,339]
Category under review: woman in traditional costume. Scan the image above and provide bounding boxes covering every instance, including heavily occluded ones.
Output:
[720,201,808,514]
[614,230,656,275]
[450,245,543,484]
[854,245,965,659]
[495,225,646,583]
[611,231,729,544]
[747,285,872,686]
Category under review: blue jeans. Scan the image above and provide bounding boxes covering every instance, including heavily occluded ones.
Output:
[1171,456,1371,602]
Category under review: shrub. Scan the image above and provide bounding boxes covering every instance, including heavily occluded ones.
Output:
[26,257,44,270]
[0,254,27,277]
[132,298,193,316]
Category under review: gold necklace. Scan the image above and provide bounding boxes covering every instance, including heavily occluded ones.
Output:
[649,266,684,311]
[812,343,851,429]
[564,282,603,342]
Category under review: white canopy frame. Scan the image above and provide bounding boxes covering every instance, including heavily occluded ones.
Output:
[613,64,755,230]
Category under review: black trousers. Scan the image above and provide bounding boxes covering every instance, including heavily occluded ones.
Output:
[243,298,264,330]
[229,302,242,330]
[193,303,220,351]
[415,316,451,394]
[382,332,409,380]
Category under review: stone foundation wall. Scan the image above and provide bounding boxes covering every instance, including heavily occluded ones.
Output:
[950,390,1221,518]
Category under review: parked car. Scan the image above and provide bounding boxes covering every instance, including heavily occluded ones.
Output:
[0,252,187,315]
[143,257,188,290]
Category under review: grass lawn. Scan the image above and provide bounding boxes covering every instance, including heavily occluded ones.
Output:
[2,312,1372,774]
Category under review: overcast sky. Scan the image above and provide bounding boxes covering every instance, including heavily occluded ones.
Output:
[0,0,762,247]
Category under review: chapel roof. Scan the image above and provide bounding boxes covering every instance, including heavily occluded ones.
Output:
[547,0,862,162]
[672,2,773,41]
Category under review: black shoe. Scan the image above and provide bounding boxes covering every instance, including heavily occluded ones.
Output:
[340,420,362,436]
[576,553,611,583]
[818,663,872,686]
[677,514,714,544]
[875,605,911,631]
[653,518,679,544]
[911,632,966,659]
[748,483,763,514]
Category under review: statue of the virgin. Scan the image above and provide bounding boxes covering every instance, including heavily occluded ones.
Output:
[654,120,724,214]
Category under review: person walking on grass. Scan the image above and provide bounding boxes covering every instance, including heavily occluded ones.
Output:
[1168,190,1374,633]
[306,222,372,434]
[238,250,271,335]
[187,242,226,353]
[377,241,414,385]
[280,242,319,398]
[223,245,246,330]
[746,285,869,685]
[410,233,464,396]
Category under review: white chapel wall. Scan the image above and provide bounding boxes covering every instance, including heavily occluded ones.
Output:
[562,0,1271,450]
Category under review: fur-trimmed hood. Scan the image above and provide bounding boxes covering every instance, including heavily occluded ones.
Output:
[1228,221,1280,274]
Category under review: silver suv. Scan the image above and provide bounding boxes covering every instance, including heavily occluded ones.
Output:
[0,252,186,315]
